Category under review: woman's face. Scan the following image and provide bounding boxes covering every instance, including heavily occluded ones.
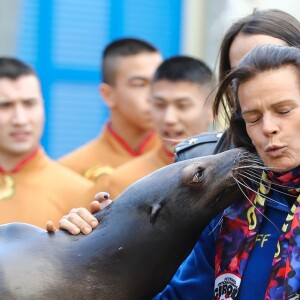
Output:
[238,66,300,172]
[229,33,287,68]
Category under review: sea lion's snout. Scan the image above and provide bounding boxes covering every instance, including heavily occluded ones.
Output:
[232,148,262,180]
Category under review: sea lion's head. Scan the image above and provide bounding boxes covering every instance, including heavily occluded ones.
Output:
[131,148,259,228]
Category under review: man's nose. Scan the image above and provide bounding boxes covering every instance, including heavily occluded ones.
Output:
[12,104,28,125]
[164,106,178,124]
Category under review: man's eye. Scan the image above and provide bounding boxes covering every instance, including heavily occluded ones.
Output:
[0,102,12,108]
[24,100,36,107]
[130,80,147,88]
[178,104,191,110]
[153,102,165,109]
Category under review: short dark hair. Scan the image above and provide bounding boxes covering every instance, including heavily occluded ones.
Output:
[102,38,159,85]
[214,44,300,151]
[152,56,213,87]
[0,57,36,79]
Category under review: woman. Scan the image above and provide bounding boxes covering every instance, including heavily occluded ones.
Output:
[156,44,300,299]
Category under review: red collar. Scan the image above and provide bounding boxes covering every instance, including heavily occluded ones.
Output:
[162,146,175,163]
[107,123,157,156]
[0,147,40,174]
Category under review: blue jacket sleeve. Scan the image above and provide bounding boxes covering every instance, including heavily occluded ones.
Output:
[153,217,221,300]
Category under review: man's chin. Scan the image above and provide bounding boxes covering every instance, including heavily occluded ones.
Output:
[8,145,37,157]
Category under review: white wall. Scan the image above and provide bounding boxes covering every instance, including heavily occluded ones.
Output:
[0,0,21,56]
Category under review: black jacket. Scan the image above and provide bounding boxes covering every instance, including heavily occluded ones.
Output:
[174,131,231,162]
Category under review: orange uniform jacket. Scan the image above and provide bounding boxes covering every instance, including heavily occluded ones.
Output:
[59,123,161,181]
[0,148,94,228]
[97,145,174,199]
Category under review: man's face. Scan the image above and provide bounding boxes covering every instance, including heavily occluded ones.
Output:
[150,80,211,152]
[109,52,163,131]
[0,75,45,158]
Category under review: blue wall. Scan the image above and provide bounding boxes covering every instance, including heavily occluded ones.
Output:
[16,0,182,159]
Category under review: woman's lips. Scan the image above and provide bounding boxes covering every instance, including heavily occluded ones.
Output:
[264,145,286,158]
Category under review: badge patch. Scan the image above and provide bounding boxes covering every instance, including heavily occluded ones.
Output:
[214,272,241,300]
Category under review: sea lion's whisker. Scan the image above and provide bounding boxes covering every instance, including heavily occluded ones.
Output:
[234,165,272,171]
[239,156,263,162]
[238,172,264,185]
[237,165,299,194]
[208,215,224,236]
[233,176,280,232]
[238,171,297,198]
[233,175,288,207]
[240,170,263,181]
[239,157,265,165]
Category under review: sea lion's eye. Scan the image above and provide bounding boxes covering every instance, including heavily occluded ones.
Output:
[192,169,204,182]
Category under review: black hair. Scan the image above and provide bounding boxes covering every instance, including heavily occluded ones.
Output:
[152,56,213,86]
[102,38,159,84]
[0,57,36,79]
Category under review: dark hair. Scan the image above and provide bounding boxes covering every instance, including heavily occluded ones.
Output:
[102,38,159,85]
[213,9,300,149]
[152,56,213,87]
[0,57,36,79]
[218,9,300,83]
[215,44,300,151]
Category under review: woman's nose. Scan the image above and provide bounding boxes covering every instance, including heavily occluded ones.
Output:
[262,114,278,136]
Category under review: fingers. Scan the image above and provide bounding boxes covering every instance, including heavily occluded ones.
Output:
[94,192,111,201]
[94,192,113,210]
[57,192,113,236]
[45,220,56,232]
[58,207,99,235]
[90,200,101,214]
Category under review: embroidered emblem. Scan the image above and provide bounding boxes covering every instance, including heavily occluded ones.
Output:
[188,138,198,145]
[0,175,15,200]
[214,272,241,300]
[84,164,115,181]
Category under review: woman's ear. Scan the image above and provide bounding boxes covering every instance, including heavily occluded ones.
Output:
[99,83,116,108]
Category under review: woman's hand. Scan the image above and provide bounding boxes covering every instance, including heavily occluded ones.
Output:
[46,192,113,235]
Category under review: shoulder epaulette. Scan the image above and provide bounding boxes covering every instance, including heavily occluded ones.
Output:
[174,132,224,162]
[175,132,223,153]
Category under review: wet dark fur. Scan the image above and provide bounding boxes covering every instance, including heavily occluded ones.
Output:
[0,148,249,300]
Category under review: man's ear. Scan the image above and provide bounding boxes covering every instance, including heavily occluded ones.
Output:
[99,83,116,108]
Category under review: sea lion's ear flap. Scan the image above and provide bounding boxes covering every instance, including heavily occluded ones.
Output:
[149,203,162,224]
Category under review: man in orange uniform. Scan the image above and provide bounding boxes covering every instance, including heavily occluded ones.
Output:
[0,57,94,228]
[96,56,214,198]
[59,38,163,181]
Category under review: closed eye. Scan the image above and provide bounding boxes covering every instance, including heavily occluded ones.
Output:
[278,109,291,115]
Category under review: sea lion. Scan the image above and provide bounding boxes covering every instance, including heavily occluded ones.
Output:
[0,148,254,300]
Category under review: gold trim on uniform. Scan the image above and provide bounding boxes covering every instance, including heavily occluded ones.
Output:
[0,175,15,200]
[84,164,115,181]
